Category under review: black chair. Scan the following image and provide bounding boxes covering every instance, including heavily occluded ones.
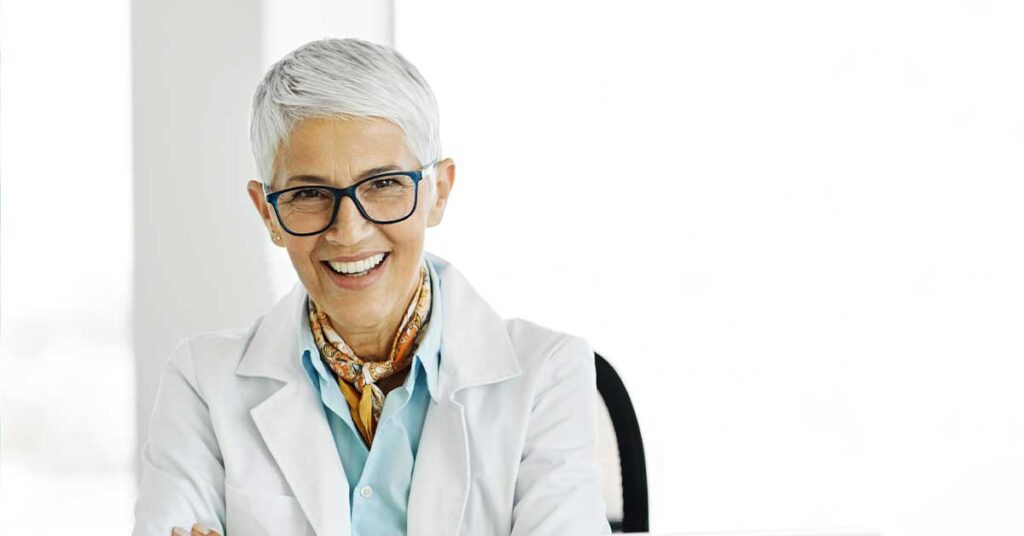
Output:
[594,352,649,533]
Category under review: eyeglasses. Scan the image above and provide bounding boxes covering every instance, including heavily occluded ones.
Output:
[263,161,437,236]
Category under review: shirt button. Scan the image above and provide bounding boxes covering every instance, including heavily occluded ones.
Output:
[359,486,373,498]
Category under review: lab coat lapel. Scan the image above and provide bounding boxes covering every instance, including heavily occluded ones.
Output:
[237,282,351,536]
[408,253,523,536]
[408,374,470,536]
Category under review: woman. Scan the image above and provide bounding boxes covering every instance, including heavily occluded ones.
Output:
[132,37,610,536]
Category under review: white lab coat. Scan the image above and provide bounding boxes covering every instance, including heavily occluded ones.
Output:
[132,252,611,536]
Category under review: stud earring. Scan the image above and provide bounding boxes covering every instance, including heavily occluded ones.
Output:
[273,234,282,242]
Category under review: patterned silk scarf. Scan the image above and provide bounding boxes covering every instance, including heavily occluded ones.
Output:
[307,260,432,447]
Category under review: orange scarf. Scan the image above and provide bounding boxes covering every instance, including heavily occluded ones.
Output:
[307,260,432,447]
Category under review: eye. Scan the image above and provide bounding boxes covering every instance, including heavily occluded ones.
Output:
[370,178,399,189]
[279,187,332,206]
[295,188,328,199]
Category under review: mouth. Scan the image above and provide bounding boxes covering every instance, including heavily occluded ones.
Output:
[321,252,390,279]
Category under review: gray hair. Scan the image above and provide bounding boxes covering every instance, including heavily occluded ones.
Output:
[249,37,442,189]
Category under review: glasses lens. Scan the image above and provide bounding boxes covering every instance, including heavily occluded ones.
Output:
[275,187,335,234]
[355,174,417,222]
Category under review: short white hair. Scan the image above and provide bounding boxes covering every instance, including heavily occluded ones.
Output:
[249,37,442,190]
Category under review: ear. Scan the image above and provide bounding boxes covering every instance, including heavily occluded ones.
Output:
[426,158,456,228]
[247,179,285,247]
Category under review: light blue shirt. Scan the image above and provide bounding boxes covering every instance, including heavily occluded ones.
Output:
[298,256,442,535]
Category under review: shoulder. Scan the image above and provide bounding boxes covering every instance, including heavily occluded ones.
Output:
[502,317,596,381]
[162,317,263,396]
[428,252,596,386]
[173,321,259,366]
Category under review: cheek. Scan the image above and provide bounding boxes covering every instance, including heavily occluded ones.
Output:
[283,240,319,269]
[387,223,425,250]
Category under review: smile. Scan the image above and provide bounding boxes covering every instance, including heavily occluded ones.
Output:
[320,252,391,290]
[325,252,388,276]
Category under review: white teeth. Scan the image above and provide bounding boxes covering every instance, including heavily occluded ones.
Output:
[328,253,386,274]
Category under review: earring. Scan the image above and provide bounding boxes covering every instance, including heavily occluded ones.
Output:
[273,234,282,242]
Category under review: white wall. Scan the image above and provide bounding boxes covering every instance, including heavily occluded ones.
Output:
[131,0,272,464]
[394,1,1024,535]
[131,0,393,464]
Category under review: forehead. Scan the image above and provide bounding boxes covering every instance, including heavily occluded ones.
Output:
[273,116,416,183]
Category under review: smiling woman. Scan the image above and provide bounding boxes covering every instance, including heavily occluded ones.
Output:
[130,37,611,536]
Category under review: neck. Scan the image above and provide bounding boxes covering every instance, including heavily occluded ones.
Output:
[335,330,394,362]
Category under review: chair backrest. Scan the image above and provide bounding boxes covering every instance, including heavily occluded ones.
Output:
[594,352,649,533]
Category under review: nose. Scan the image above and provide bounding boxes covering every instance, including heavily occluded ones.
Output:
[323,193,374,244]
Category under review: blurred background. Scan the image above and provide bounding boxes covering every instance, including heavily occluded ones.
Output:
[2,0,1023,534]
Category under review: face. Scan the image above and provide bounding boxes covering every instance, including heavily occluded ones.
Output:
[247,116,455,335]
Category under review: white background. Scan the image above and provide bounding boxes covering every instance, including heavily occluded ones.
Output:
[0,0,135,532]
[2,1,1023,534]
[395,1,1024,534]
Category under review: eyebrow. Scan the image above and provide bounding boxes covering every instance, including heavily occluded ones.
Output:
[284,165,402,187]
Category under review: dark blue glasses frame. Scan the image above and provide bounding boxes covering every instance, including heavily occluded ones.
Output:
[263,162,436,236]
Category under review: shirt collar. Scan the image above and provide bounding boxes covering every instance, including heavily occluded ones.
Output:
[297,255,442,402]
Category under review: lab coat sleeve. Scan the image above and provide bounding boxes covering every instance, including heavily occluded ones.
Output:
[132,338,226,536]
[510,335,612,536]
